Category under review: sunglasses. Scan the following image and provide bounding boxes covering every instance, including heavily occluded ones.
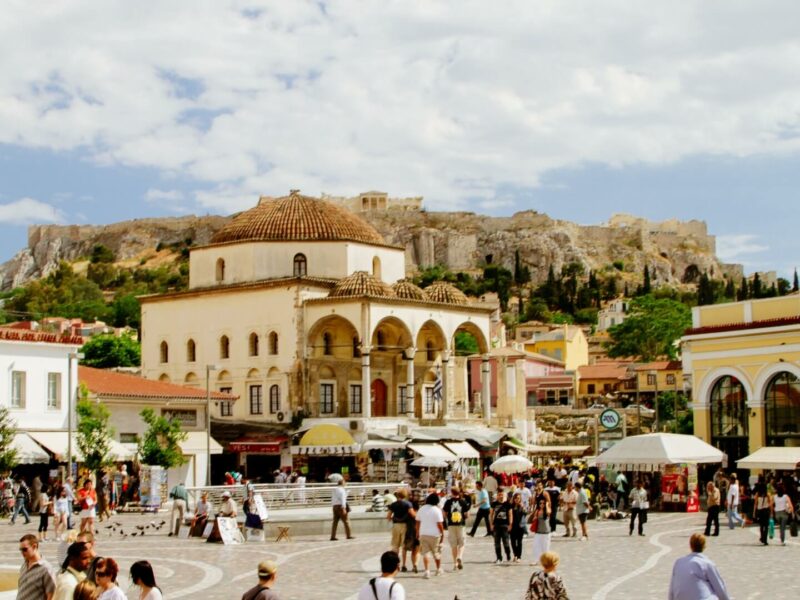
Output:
[95,571,109,577]
[19,547,32,553]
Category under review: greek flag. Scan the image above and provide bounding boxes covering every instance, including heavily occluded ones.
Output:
[433,367,443,401]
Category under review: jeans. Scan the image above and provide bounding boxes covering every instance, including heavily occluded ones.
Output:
[756,508,770,544]
[493,525,511,561]
[11,498,30,524]
[775,510,789,543]
[629,507,646,535]
[727,505,744,529]
[469,507,492,536]
[510,528,525,559]
[704,505,720,536]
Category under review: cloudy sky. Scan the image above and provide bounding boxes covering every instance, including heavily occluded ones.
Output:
[1,1,798,278]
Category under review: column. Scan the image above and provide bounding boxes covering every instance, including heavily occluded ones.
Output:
[481,354,492,423]
[441,350,451,420]
[361,350,371,419]
[405,348,416,417]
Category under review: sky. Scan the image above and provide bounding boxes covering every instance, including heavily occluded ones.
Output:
[1,1,799,279]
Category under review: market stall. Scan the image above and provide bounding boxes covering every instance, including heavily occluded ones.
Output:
[736,447,800,471]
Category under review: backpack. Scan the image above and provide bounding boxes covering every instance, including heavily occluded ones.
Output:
[369,577,397,600]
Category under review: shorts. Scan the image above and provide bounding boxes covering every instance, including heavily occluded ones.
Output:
[419,535,442,558]
[447,526,465,548]
[390,522,407,550]
[79,508,96,519]
[578,513,588,524]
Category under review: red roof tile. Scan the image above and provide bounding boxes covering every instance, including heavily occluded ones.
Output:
[79,366,237,401]
[0,327,83,346]
[578,362,631,380]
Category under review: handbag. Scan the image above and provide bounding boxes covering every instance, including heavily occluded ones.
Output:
[345,503,351,513]
[790,517,798,538]
[768,517,775,539]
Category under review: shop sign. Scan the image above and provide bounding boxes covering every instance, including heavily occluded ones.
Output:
[599,408,621,430]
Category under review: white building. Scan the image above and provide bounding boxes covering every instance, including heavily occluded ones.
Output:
[597,298,629,332]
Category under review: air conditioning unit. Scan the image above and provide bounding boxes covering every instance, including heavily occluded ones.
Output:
[349,420,365,432]
[397,424,409,436]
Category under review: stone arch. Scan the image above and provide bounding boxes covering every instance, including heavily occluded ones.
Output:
[186,339,196,362]
[184,372,198,384]
[452,321,489,356]
[249,332,259,357]
[415,320,448,360]
[697,367,753,409]
[267,366,281,378]
[318,365,336,379]
[219,335,230,359]
[158,373,170,382]
[753,362,800,405]
[217,369,232,383]
[308,315,360,359]
[371,316,413,354]
[761,368,800,446]
[159,341,169,363]
[268,331,279,355]
[682,264,701,284]
[246,368,261,380]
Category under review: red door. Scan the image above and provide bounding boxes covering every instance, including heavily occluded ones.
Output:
[371,379,387,417]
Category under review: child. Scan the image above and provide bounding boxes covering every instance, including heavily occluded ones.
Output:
[525,551,570,600]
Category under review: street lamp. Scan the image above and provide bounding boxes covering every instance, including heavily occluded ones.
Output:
[205,364,219,486]
[66,351,85,480]
[650,370,659,432]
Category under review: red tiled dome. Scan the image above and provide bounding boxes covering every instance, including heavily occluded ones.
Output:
[329,271,396,298]
[424,281,468,305]
[211,191,386,245]
[392,280,428,301]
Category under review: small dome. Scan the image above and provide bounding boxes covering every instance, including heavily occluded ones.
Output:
[330,271,396,299]
[424,281,468,305]
[392,280,428,301]
[211,191,386,246]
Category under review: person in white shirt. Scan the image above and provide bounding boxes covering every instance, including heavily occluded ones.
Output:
[773,483,795,545]
[482,474,498,501]
[415,492,445,578]
[726,473,745,529]
[331,480,354,541]
[356,551,405,600]
[668,533,730,600]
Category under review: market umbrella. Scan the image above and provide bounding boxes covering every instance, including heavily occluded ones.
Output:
[327,473,344,483]
[490,454,533,474]
[411,457,450,468]
[595,433,723,467]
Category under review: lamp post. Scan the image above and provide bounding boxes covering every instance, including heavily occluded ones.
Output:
[66,351,85,481]
[205,364,219,486]
[651,370,659,432]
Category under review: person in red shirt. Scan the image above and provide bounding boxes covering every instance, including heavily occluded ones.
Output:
[77,480,98,534]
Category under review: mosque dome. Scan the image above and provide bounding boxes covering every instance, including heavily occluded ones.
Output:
[391,280,428,301]
[424,281,468,305]
[211,190,386,246]
[329,271,396,299]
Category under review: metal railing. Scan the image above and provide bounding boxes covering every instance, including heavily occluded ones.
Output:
[185,482,409,513]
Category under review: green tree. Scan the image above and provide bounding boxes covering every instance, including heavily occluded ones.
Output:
[81,333,141,368]
[76,390,116,471]
[522,296,551,322]
[138,408,188,469]
[513,250,530,285]
[90,244,116,264]
[0,407,19,474]
[642,265,652,295]
[697,273,715,306]
[605,295,691,362]
[794,268,799,292]
[752,273,762,298]
[110,294,141,329]
[777,278,791,296]
[737,276,749,301]
[724,277,736,300]
[454,331,479,356]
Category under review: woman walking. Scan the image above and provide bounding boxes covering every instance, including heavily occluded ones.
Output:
[752,482,773,546]
[525,551,569,600]
[37,485,52,542]
[509,493,528,563]
[54,487,70,541]
[130,560,162,600]
[772,484,794,546]
[529,496,552,567]
[77,480,98,534]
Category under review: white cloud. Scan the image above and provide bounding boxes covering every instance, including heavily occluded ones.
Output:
[0,197,65,225]
[717,234,769,261]
[1,1,800,209]
[145,188,185,203]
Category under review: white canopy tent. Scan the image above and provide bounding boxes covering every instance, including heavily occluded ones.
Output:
[595,433,723,467]
[736,447,800,470]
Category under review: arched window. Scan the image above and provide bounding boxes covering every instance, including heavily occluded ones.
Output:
[372,256,382,279]
[323,332,332,355]
[268,331,279,355]
[159,341,169,364]
[376,331,386,352]
[293,253,307,277]
[710,376,748,438]
[220,335,230,359]
[426,341,435,361]
[764,371,800,446]
[215,258,225,282]
[353,336,361,358]
[186,339,196,362]
[249,332,259,357]
[269,385,281,414]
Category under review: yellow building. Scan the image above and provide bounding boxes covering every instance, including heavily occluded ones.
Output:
[682,295,800,465]
[522,324,589,373]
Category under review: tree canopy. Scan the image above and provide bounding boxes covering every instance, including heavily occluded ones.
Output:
[605,295,691,362]
[0,407,19,474]
[75,387,116,471]
[81,333,141,368]
[138,408,188,469]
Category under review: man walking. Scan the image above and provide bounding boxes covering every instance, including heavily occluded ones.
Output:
[17,534,55,600]
[331,480,354,541]
[544,478,561,534]
[357,551,405,600]
[11,477,32,525]
[704,481,721,537]
[415,492,444,578]
[168,481,189,537]
[560,481,578,538]
[668,533,730,600]
[615,471,628,510]
[726,474,745,529]
[575,482,591,541]
[53,541,90,600]
[386,489,414,560]
[489,490,512,563]
[467,481,492,537]
[629,480,648,536]
[442,487,470,571]
[482,472,498,502]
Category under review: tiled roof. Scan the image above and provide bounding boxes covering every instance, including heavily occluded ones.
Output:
[0,327,83,346]
[685,315,800,336]
[392,280,428,301]
[210,191,387,246]
[634,360,682,371]
[424,281,468,305]
[578,362,631,380]
[329,271,396,298]
[79,366,237,401]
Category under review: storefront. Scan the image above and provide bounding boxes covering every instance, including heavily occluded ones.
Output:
[229,435,289,481]
[291,424,360,482]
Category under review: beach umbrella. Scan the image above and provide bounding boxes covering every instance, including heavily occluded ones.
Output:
[327,473,344,483]
[411,457,450,468]
[490,454,533,474]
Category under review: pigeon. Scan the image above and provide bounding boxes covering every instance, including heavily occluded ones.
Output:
[105,525,114,529]
[136,525,145,531]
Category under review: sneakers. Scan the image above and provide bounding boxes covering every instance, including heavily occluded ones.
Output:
[412,566,418,574]
[580,536,587,541]
[456,558,463,570]
[423,570,431,579]
[435,568,443,576]
[494,559,502,564]
[401,566,408,573]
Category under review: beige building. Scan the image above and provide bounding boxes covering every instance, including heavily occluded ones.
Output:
[140,192,495,444]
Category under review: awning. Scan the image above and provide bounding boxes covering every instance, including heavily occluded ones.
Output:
[407,443,457,460]
[443,441,480,459]
[595,433,723,466]
[538,381,574,389]
[525,444,591,456]
[362,439,408,450]
[299,424,356,447]
[737,447,800,470]
[229,435,287,453]
[13,433,50,464]
[28,431,136,462]
[179,432,223,455]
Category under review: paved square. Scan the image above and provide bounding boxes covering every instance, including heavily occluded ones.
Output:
[2,511,798,599]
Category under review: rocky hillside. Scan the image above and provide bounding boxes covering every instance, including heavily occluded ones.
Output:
[0,208,740,291]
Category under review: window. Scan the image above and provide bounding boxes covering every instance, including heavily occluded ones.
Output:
[647,374,657,385]
[398,386,408,413]
[350,384,362,414]
[323,332,332,355]
[249,332,259,357]
[120,433,137,444]
[426,341,435,361]
[353,336,361,358]
[187,339,196,362]
[666,374,676,385]
[219,386,233,416]
[710,376,747,438]
[269,385,281,414]
[215,258,225,282]
[268,332,278,355]
[603,383,612,393]
[587,383,596,394]
[376,331,386,352]
[47,372,61,409]
[220,335,230,359]
[320,383,334,414]
[11,371,26,408]
[558,389,569,405]
[764,371,800,446]
[160,341,169,363]
[293,253,307,277]
[249,385,263,415]
[424,387,435,414]
[372,256,381,279]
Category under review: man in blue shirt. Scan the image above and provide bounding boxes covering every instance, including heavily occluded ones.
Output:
[467,481,492,537]
[668,533,730,600]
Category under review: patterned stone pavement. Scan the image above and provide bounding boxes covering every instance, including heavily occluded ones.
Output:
[1,511,798,599]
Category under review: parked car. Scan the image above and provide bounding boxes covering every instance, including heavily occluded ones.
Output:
[588,403,607,410]
[625,403,655,414]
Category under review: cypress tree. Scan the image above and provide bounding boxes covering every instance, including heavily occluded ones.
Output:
[737,277,749,301]
[724,277,735,299]
[643,265,652,294]
[794,268,799,292]
[752,273,762,298]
